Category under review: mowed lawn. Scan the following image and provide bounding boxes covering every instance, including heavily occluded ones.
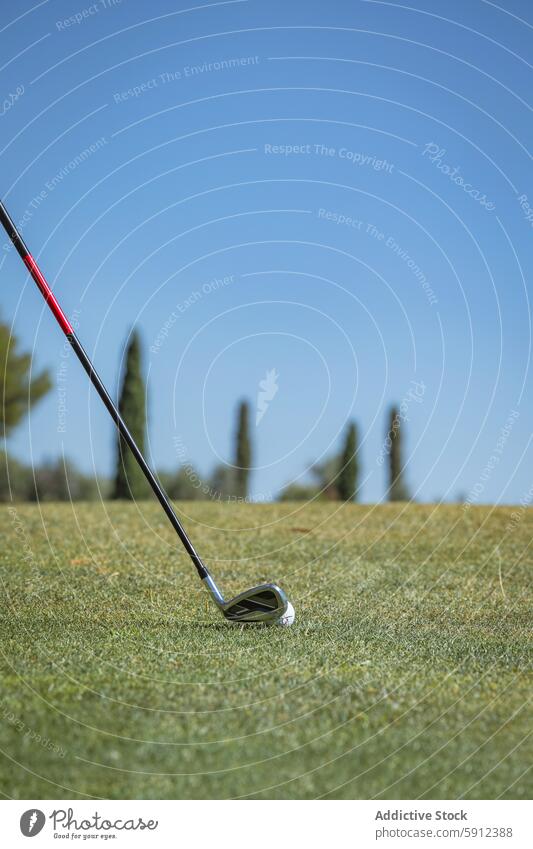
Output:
[0,501,530,800]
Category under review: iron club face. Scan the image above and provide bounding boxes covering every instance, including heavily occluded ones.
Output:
[203,576,290,624]
[222,584,289,623]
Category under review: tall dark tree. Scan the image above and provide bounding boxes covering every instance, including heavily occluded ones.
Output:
[0,319,50,437]
[234,400,251,500]
[112,331,149,499]
[338,421,359,502]
[386,406,409,501]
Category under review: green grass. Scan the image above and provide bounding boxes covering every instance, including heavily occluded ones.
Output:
[0,501,530,799]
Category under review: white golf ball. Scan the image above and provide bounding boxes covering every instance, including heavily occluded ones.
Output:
[277,601,295,626]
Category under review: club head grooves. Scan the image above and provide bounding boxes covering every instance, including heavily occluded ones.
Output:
[222,583,289,623]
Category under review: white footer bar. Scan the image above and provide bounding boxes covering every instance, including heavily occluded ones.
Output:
[1,799,531,848]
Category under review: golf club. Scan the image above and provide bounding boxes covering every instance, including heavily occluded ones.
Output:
[0,199,294,625]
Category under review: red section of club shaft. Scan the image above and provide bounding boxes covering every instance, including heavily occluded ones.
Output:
[23,253,73,335]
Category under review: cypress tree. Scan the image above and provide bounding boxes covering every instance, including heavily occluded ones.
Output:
[386,405,409,501]
[112,331,149,499]
[338,421,359,502]
[234,400,251,500]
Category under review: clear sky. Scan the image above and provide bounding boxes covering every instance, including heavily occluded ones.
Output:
[1,0,532,504]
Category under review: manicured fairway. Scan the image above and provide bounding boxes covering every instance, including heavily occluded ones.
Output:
[0,501,530,799]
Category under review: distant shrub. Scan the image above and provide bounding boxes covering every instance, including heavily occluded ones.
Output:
[0,451,107,502]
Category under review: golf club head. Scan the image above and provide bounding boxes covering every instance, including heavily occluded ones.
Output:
[222,583,289,624]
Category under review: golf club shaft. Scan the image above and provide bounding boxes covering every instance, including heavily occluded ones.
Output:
[0,199,209,580]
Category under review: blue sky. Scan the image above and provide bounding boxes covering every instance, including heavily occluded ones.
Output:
[1,0,532,504]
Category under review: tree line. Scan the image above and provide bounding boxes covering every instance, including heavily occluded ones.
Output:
[0,322,409,502]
